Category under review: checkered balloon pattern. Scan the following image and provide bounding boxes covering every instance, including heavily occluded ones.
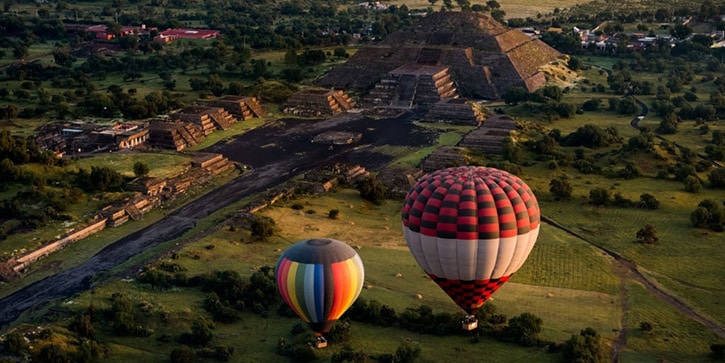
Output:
[401,166,540,314]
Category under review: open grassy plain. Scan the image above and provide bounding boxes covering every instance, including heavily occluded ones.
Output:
[39,172,720,362]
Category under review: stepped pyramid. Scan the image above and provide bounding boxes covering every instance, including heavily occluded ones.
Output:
[364,64,458,107]
[171,106,237,134]
[317,11,560,99]
[148,120,205,151]
[197,95,265,120]
[283,88,355,117]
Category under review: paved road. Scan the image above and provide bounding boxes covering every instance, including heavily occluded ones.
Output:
[0,109,427,329]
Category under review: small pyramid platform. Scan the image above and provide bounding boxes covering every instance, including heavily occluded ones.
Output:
[421,98,484,126]
[197,95,265,120]
[458,114,517,154]
[148,120,205,151]
[171,106,237,134]
[283,89,355,117]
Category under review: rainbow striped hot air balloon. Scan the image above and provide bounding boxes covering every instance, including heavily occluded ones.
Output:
[401,166,540,330]
[275,238,364,346]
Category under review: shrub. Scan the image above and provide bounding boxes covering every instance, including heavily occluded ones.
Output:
[636,224,659,244]
[638,194,660,210]
[549,174,573,200]
[170,345,196,363]
[357,177,385,205]
[291,203,304,210]
[562,328,606,363]
[328,209,340,219]
[709,168,725,188]
[250,216,276,241]
[683,176,702,193]
[589,188,610,206]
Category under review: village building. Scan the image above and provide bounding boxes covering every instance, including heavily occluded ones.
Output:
[154,28,220,42]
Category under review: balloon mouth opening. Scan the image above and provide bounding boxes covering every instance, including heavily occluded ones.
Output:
[306,238,333,246]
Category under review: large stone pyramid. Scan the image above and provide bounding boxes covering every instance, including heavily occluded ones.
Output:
[317,11,561,100]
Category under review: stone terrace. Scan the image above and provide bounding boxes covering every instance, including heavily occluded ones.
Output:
[458,114,517,154]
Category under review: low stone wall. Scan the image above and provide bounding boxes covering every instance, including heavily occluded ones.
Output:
[11,217,108,273]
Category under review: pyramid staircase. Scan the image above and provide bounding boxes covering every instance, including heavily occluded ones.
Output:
[365,65,458,107]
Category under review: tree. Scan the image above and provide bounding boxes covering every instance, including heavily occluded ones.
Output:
[3,330,28,355]
[502,86,528,105]
[357,176,385,205]
[636,224,658,244]
[502,136,523,163]
[170,345,196,363]
[690,199,725,231]
[250,216,276,241]
[562,328,606,363]
[638,194,660,210]
[683,175,702,193]
[549,174,573,200]
[582,98,601,111]
[589,188,610,206]
[708,168,725,188]
[133,162,149,177]
[5,104,18,122]
[503,312,542,346]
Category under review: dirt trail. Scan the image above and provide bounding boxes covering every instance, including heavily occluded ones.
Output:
[542,216,725,362]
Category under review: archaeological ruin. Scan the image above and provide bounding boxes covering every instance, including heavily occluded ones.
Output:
[197,95,266,120]
[283,88,356,116]
[421,98,485,126]
[317,11,561,100]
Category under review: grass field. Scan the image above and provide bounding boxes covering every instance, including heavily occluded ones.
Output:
[32,179,720,362]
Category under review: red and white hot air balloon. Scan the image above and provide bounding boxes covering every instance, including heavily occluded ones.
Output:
[401,166,540,330]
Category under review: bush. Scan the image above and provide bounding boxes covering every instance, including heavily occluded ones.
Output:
[562,328,606,363]
[357,177,385,205]
[2,331,28,355]
[169,345,196,363]
[328,209,340,219]
[250,216,276,241]
[638,194,660,210]
[589,188,610,206]
[683,176,702,193]
[549,174,573,200]
[709,168,725,188]
[291,203,304,210]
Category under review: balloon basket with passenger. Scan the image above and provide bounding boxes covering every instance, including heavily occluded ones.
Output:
[461,315,478,331]
[314,334,328,349]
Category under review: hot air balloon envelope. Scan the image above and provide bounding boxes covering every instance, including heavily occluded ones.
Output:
[275,238,365,341]
[401,166,540,320]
